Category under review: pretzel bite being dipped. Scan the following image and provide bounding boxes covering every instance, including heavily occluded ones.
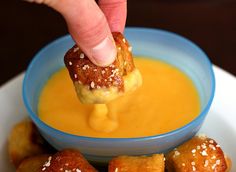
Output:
[108,154,165,172]
[64,32,142,104]
[39,149,97,172]
[166,135,230,172]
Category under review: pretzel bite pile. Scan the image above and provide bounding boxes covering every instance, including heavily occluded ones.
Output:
[64,32,142,104]
[8,119,232,171]
[165,135,230,172]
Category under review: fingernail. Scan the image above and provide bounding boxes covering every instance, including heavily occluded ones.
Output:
[90,37,117,67]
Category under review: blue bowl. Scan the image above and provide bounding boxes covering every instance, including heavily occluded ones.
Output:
[23,27,215,163]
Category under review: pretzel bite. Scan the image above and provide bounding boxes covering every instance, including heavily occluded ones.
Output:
[166,135,229,172]
[17,154,50,172]
[225,155,232,172]
[64,32,142,104]
[39,149,97,172]
[8,119,54,167]
[108,154,165,172]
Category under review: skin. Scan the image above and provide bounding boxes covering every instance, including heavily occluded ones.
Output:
[25,0,127,67]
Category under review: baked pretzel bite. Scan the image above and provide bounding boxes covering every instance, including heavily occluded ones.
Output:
[108,154,165,172]
[39,149,97,172]
[8,119,54,167]
[17,154,50,172]
[64,32,142,104]
[225,155,232,172]
[166,135,229,172]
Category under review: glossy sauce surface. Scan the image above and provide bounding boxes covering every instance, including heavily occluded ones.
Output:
[38,58,200,138]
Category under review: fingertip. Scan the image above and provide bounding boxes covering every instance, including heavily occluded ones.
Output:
[31,0,118,67]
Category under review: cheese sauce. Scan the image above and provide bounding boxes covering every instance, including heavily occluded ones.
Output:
[38,57,200,138]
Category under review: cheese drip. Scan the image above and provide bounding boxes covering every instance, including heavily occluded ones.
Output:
[89,104,118,132]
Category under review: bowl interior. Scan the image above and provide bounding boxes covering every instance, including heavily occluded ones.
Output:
[126,29,214,110]
[23,28,215,160]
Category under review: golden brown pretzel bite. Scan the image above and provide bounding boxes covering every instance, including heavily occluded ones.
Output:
[8,119,54,168]
[225,155,232,172]
[108,154,165,172]
[17,154,50,172]
[64,32,142,104]
[166,135,228,172]
[39,149,97,172]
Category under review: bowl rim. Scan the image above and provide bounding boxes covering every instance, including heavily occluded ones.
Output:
[23,27,215,142]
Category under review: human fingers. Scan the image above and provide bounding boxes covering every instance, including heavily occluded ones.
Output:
[25,0,117,66]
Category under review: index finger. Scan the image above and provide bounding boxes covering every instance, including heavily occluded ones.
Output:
[99,0,127,33]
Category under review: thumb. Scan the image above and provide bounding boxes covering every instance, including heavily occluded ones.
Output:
[25,0,117,67]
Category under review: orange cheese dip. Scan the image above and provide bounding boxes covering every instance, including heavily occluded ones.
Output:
[38,57,200,138]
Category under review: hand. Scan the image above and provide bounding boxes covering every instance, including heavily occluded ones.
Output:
[25,0,127,67]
